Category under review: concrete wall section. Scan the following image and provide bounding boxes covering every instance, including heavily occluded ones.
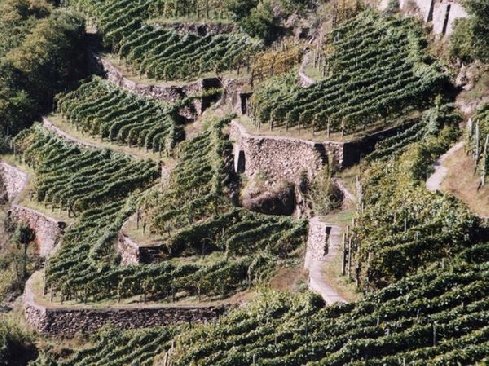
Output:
[380,0,467,36]
[445,2,467,35]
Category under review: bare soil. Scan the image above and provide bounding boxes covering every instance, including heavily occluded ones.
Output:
[441,143,489,218]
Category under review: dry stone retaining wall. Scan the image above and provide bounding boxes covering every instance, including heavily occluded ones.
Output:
[0,162,62,257]
[229,121,343,184]
[0,162,28,203]
[24,276,227,337]
[9,205,64,258]
[25,303,225,337]
[94,55,233,117]
[117,232,165,265]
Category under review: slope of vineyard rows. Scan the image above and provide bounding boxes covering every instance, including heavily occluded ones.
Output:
[251,11,448,135]
[1,0,488,365]
[166,107,489,365]
[57,76,184,152]
[15,118,307,303]
[70,0,261,81]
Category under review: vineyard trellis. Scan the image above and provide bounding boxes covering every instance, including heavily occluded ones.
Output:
[56,76,184,153]
[14,120,307,304]
[250,11,448,135]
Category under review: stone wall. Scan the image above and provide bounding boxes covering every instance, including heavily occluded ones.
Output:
[117,232,166,265]
[0,162,28,203]
[229,120,416,181]
[117,232,140,265]
[24,276,227,337]
[229,121,343,184]
[94,55,228,117]
[397,0,466,36]
[9,205,64,258]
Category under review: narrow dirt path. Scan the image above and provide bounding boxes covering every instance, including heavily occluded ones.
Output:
[305,217,347,304]
[42,117,97,149]
[426,141,465,192]
[298,51,316,87]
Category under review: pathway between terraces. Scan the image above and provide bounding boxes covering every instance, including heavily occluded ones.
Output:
[305,218,347,304]
[426,141,465,192]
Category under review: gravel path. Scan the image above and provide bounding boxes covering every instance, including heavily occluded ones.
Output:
[298,51,316,87]
[305,218,347,304]
[426,141,465,192]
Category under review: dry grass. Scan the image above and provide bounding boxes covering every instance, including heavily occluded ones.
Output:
[269,266,308,293]
[441,144,489,218]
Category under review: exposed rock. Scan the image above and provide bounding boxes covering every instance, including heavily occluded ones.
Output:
[242,181,296,216]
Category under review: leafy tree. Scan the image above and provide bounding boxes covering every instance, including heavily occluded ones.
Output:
[227,0,258,21]
[0,320,38,366]
[451,0,489,62]
[0,1,87,139]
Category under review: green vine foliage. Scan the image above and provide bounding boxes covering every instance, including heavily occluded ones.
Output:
[352,103,480,291]
[170,244,489,365]
[14,121,306,304]
[56,76,184,152]
[67,0,261,81]
[251,11,448,134]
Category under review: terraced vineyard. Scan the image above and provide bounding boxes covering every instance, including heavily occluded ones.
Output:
[33,326,175,366]
[2,1,488,365]
[166,122,489,365]
[57,76,184,152]
[140,118,307,260]
[69,0,260,80]
[251,12,447,134]
[354,147,480,290]
[71,0,231,23]
[118,30,260,80]
[14,119,306,303]
[170,250,489,365]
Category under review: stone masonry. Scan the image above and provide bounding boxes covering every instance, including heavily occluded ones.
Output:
[24,275,228,337]
[229,120,343,184]
[9,205,64,258]
[0,162,28,203]
[0,162,63,258]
